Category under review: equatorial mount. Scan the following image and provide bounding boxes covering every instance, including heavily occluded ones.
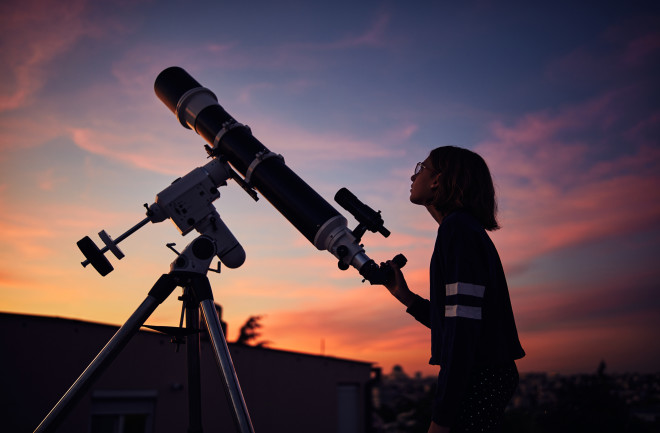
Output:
[78,158,250,276]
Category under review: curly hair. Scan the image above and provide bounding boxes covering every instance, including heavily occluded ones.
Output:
[427,146,500,231]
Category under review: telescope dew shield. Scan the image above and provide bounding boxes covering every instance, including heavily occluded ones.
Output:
[154,67,342,248]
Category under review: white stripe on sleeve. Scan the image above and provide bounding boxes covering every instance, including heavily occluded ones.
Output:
[445,305,482,320]
[445,282,485,298]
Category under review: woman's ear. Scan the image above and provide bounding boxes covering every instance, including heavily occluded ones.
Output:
[430,172,441,188]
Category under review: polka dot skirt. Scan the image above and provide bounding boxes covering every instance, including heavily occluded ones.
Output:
[452,362,519,433]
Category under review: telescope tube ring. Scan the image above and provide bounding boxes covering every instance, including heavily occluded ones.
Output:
[212,120,250,150]
[245,150,284,184]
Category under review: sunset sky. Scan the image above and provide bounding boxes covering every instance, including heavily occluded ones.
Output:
[1,0,659,377]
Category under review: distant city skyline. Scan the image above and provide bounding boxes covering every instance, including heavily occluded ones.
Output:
[1,0,659,376]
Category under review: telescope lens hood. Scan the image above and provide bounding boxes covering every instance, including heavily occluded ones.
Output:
[155,67,206,115]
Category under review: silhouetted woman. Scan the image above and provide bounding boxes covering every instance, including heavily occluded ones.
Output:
[384,146,525,433]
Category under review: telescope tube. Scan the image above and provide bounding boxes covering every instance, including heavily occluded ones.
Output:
[155,67,343,247]
[154,67,404,282]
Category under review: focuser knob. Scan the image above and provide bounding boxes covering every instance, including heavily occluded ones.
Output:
[336,245,350,270]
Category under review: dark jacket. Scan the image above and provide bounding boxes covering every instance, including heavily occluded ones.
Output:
[406,210,525,426]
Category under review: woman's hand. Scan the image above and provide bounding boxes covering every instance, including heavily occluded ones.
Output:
[383,260,416,307]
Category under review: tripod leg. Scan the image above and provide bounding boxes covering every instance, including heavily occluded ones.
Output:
[185,291,204,433]
[34,274,179,433]
[199,299,255,433]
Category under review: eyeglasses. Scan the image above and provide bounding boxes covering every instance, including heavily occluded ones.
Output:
[414,162,431,176]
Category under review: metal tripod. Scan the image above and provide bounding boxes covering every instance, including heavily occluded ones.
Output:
[34,236,255,433]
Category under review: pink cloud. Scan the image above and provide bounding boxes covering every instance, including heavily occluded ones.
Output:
[0,214,59,258]
[240,258,660,375]
[256,282,433,370]
[286,11,393,52]
[0,269,31,288]
[0,199,132,258]
[517,321,659,374]
[36,168,67,191]
[207,11,395,73]
[477,88,660,267]
[0,0,132,112]
[624,31,660,66]
[514,267,659,332]
[333,11,392,49]
[547,15,660,86]
[53,43,407,176]
[229,116,405,168]
[70,127,199,175]
[109,43,223,95]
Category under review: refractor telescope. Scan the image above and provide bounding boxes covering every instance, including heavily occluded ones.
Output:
[154,67,405,284]
[47,67,405,433]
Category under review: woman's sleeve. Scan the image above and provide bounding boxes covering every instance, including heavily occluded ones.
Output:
[406,294,431,328]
